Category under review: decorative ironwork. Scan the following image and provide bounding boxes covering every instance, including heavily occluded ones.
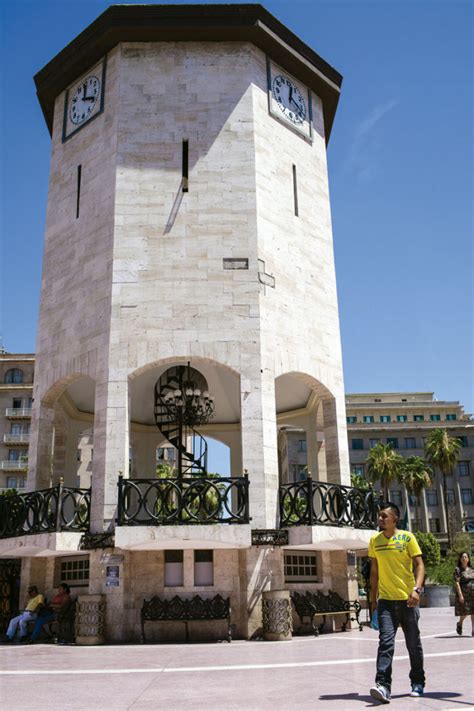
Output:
[141,594,232,643]
[291,590,362,635]
[252,529,289,546]
[117,474,250,525]
[154,363,215,477]
[0,484,90,539]
[0,559,21,634]
[79,532,115,550]
[279,477,377,529]
[262,597,293,636]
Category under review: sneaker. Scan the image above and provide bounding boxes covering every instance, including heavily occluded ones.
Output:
[370,684,391,704]
[410,684,424,697]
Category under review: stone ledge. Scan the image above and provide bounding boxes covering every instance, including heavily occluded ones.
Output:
[286,525,374,551]
[115,524,252,550]
[0,531,84,558]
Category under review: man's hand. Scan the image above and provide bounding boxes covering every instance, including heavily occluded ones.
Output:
[407,590,420,608]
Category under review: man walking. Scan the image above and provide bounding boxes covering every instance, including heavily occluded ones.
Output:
[5,585,44,642]
[369,503,425,704]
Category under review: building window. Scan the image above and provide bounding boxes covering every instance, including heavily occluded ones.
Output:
[346,416,357,424]
[4,368,24,384]
[457,436,468,447]
[413,415,424,422]
[12,398,22,409]
[284,551,318,582]
[294,465,307,481]
[389,490,402,506]
[298,439,307,453]
[164,550,183,586]
[397,415,408,422]
[351,439,364,450]
[7,450,20,461]
[409,494,421,507]
[369,438,380,448]
[429,518,441,533]
[59,556,90,587]
[411,519,422,531]
[461,489,473,505]
[405,437,416,449]
[194,550,213,586]
[387,438,399,449]
[447,489,455,505]
[426,490,438,507]
[363,415,374,424]
[430,414,441,421]
[457,461,470,477]
[446,414,457,421]
[351,464,365,477]
[380,415,391,423]
[374,399,382,402]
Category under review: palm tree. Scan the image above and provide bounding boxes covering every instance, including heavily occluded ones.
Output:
[424,428,461,547]
[365,443,404,501]
[350,472,372,492]
[400,456,433,530]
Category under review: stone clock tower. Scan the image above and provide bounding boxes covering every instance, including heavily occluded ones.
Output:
[11,4,374,641]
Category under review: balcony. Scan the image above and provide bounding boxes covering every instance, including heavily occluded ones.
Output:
[0,484,90,539]
[5,408,32,418]
[0,460,28,471]
[3,434,30,445]
[279,479,377,529]
[117,475,250,526]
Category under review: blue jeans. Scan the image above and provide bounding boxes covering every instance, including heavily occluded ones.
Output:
[30,611,56,641]
[376,599,425,691]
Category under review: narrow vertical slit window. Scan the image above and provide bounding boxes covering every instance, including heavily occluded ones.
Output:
[182,140,189,192]
[76,165,82,219]
[292,164,298,216]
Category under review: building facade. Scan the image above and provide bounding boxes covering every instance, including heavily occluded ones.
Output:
[346,392,474,551]
[0,5,377,641]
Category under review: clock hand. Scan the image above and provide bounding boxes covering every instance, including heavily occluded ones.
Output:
[289,85,293,103]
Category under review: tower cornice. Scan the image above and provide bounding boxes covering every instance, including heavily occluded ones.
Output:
[34,3,342,142]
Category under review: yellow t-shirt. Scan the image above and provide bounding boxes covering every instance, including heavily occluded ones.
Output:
[368,529,422,600]
[25,594,44,612]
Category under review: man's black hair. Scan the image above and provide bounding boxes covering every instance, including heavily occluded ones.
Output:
[378,502,400,521]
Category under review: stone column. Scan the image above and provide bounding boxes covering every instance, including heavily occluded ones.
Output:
[91,378,130,531]
[51,404,68,484]
[27,402,55,490]
[322,397,350,485]
[305,413,320,481]
[240,366,279,529]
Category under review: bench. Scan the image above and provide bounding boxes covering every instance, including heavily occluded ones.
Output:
[291,590,362,636]
[141,594,232,643]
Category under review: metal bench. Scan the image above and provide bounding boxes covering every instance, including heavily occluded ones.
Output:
[140,594,232,643]
[291,590,362,635]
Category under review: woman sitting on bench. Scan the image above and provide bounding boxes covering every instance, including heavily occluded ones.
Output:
[29,583,71,643]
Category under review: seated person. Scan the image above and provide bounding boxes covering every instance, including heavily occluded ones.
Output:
[5,585,44,642]
[29,583,71,643]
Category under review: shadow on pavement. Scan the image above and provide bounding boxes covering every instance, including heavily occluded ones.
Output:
[319,692,467,707]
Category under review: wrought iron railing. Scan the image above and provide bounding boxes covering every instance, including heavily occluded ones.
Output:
[279,478,377,529]
[117,474,250,525]
[0,483,91,539]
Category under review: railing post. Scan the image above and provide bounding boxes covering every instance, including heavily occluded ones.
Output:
[56,477,64,532]
[117,472,123,525]
[307,473,313,526]
[243,469,250,523]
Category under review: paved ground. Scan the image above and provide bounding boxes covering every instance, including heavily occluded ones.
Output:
[0,607,473,710]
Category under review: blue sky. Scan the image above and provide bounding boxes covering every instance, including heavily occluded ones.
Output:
[1,0,473,442]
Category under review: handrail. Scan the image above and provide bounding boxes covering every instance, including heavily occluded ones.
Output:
[5,408,32,417]
[279,477,377,529]
[117,474,250,525]
[0,485,91,539]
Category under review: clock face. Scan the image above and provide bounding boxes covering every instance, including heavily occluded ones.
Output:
[69,76,101,125]
[272,75,306,125]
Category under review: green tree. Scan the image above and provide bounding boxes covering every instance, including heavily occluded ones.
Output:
[415,530,441,567]
[400,456,432,528]
[365,443,404,501]
[424,429,461,547]
[350,472,373,491]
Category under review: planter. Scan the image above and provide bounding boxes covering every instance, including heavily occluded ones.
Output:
[262,590,293,641]
[424,584,451,608]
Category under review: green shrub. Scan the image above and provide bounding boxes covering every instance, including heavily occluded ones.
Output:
[415,531,441,567]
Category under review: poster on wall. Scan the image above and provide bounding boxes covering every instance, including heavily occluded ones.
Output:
[106,565,120,587]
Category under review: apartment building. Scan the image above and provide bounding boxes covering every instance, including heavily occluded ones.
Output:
[0,353,34,492]
[346,392,474,552]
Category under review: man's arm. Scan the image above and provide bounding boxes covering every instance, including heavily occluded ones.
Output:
[407,555,425,608]
[369,557,378,611]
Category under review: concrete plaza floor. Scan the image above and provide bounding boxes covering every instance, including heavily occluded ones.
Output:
[0,607,473,711]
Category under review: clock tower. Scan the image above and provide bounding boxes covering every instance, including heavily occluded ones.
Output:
[17,4,374,641]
